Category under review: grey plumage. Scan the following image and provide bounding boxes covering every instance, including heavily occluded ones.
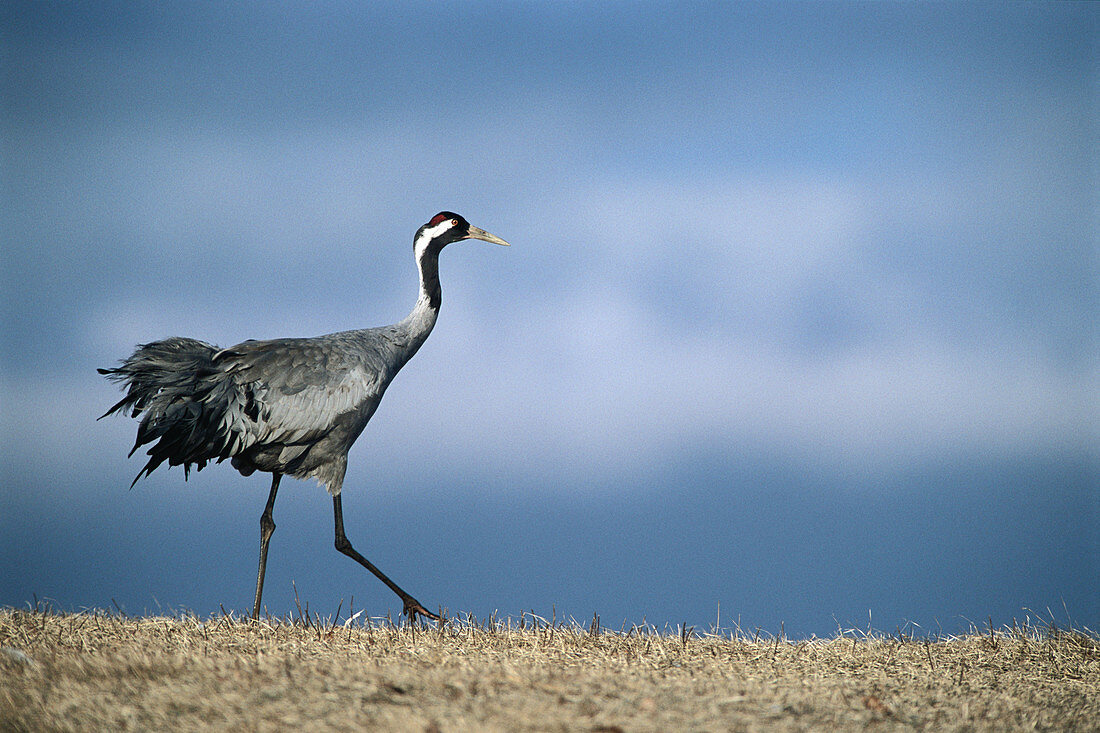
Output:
[100,212,509,621]
[101,327,421,493]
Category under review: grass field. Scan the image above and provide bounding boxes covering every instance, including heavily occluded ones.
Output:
[2,605,1097,731]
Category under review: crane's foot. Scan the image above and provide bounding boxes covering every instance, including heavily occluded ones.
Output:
[402,597,441,625]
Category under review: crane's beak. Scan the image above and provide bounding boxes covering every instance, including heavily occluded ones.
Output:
[463,225,510,247]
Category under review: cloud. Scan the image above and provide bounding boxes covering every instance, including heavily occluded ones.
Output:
[374,295,1094,492]
[10,154,1088,500]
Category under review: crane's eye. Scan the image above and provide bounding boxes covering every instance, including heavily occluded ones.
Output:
[450,218,459,227]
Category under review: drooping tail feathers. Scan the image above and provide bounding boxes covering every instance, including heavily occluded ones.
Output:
[99,337,248,486]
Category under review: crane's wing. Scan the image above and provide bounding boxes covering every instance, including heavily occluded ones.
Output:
[212,335,390,457]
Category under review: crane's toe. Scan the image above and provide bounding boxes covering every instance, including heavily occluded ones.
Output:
[403,598,441,624]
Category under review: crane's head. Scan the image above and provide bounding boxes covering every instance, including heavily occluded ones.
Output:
[414,212,509,260]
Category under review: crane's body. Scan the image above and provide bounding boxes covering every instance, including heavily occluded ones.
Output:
[109,318,433,495]
[100,212,508,621]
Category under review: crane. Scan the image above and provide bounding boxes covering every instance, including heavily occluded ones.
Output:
[99,212,509,622]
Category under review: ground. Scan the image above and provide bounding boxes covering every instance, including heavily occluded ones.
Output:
[2,607,1097,731]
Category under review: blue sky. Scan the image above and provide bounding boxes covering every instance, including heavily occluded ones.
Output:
[3,2,1096,637]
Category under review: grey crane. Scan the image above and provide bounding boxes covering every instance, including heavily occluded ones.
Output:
[99,212,509,622]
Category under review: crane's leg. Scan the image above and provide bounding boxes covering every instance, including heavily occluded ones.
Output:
[252,473,281,620]
[332,493,440,623]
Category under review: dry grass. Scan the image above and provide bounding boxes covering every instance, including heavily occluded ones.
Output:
[1,605,1097,732]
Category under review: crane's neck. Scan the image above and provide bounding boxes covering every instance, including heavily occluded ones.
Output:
[393,242,442,361]
[416,240,443,311]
